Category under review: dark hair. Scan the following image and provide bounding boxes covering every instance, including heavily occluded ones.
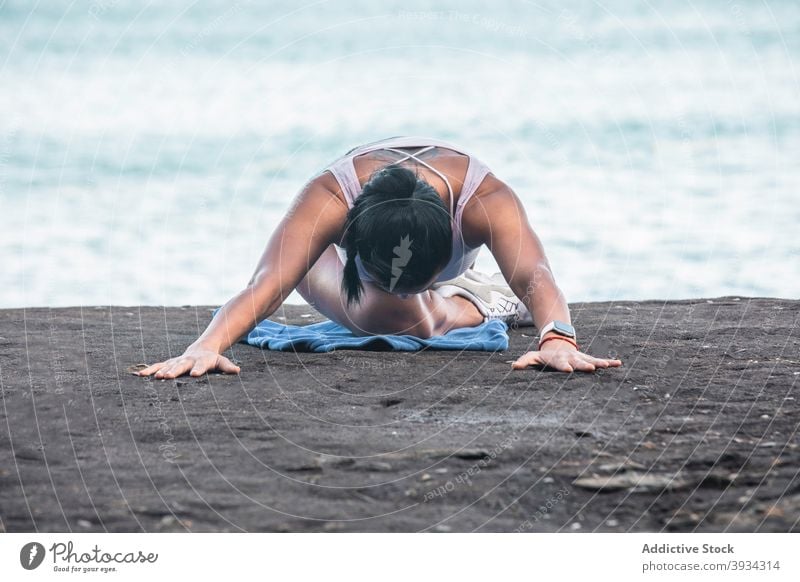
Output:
[341,164,452,305]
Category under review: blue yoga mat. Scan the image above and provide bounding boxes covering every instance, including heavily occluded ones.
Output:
[213,309,509,352]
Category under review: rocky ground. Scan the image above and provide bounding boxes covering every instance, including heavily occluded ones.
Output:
[0,297,798,532]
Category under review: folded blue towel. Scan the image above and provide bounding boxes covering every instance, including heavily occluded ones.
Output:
[213,309,508,352]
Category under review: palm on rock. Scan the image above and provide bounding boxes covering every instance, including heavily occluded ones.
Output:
[512,343,622,373]
[138,347,241,379]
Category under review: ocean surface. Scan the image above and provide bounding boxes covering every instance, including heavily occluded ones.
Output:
[1,0,798,308]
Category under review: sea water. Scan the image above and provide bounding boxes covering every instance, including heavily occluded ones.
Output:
[1,0,798,307]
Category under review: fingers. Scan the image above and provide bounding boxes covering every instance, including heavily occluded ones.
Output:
[155,358,194,379]
[511,352,543,370]
[583,354,623,368]
[215,355,242,375]
[568,352,625,373]
[138,362,165,376]
[547,359,574,372]
[582,355,609,368]
[139,353,242,380]
[512,351,574,372]
[188,355,240,377]
[189,360,209,377]
[571,356,596,372]
[511,350,623,373]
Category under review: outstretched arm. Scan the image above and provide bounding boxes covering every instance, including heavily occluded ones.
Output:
[139,174,348,379]
[463,175,622,373]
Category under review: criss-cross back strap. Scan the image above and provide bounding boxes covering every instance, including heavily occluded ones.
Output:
[380,146,455,217]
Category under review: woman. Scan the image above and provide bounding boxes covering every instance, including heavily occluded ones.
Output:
[139,136,622,379]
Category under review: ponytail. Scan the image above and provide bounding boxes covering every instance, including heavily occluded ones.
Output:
[341,219,365,305]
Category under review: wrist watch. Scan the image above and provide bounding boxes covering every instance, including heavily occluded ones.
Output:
[538,320,577,341]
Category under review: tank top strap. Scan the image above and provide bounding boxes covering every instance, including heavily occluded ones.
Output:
[455,155,492,224]
[326,156,360,207]
[380,146,456,217]
[325,137,491,220]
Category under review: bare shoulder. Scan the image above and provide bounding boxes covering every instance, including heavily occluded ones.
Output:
[470,172,516,201]
[460,173,526,246]
[277,171,350,246]
[304,170,349,209]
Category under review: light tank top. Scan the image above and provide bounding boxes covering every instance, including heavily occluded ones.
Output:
[323,136,491,284]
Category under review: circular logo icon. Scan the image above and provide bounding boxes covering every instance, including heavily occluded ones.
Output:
[20,542,46,570]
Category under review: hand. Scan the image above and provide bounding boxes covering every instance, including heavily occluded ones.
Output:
[137,345,241,379]
[511,339,622,373]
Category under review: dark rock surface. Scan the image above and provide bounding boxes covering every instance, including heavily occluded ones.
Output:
[0,297,798,532]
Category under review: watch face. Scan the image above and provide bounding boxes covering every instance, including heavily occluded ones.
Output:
[553,321,575,337]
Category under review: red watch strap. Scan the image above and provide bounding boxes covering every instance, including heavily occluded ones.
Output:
[538,335,579,350]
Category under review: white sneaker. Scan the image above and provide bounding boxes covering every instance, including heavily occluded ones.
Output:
[434,269,534,326]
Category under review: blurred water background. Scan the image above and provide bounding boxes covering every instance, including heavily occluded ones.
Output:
[1,0,798,308]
